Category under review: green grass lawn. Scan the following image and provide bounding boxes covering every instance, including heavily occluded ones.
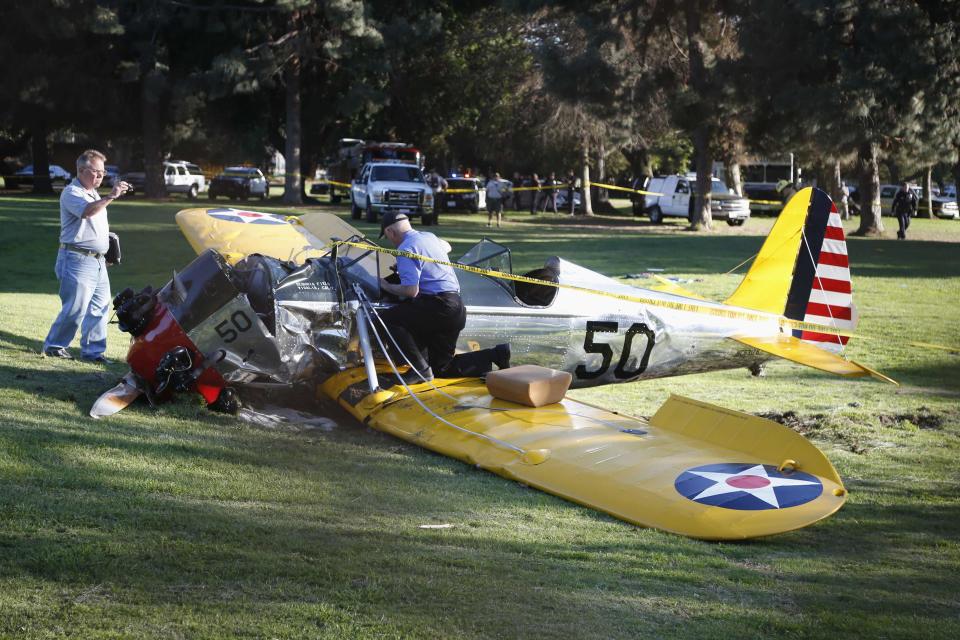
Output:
[1,193,958,639]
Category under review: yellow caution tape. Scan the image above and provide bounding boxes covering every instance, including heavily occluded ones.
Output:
[313,179,352,189]
[749,199,784,206]
[509,183,569,192]
[329,239,960,353]
[591,181,663,197]
[330,240,858,337]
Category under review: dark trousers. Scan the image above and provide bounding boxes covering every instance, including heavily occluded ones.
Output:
[377,292,500,377]
[896,212,910,238]
[378,292,465,374]
[567,187,576,214]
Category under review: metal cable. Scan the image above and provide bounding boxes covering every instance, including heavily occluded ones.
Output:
[354,290,527,456]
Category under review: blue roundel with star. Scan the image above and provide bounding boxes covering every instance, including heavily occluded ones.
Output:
[206,208,287,225]
[674,463,823,510]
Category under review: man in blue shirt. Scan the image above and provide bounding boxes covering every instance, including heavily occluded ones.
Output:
[43,149,130,362]
[378,212,509,385]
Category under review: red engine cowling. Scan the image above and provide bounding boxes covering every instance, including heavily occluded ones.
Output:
[126,302,225,404]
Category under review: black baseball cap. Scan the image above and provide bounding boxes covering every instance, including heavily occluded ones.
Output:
[379,211,409,237]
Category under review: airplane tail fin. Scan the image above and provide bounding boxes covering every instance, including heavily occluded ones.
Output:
[724,188,856,353]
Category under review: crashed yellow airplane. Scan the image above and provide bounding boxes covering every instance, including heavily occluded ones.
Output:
[93,188,891,540]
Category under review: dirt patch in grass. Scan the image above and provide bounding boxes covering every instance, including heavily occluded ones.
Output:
[757,410,874,454]
[757,410,826,437]
[877,407,943,430]
[758,407,952,455]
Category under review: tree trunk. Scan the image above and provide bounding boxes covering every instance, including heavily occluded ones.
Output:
[624,144,653,180]
[853,142,883,236]
[580,135,593,215]
[596,140,608,205]
[691,127,714,230]
[141,66,165,199]
[827,159,841,214]
[830,160,851,220]
[30,119,53,195]
[919,166,933,219]
[725,160,743,197]
[685,0,713,230]
[283,57,303,205]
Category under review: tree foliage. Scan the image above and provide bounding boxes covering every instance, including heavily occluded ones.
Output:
[2,0,958,231]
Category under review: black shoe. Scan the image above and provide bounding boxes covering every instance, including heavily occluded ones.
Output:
[493,343,511,370]
[392,366,433,387]
[43,347,73,359]
[81,354,112,364]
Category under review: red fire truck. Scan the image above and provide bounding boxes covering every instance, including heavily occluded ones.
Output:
[318,138,425,203]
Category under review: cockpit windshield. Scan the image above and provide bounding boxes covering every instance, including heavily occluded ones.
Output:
[454,239,518,304]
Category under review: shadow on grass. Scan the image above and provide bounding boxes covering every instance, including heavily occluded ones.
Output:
[3,412,959,637]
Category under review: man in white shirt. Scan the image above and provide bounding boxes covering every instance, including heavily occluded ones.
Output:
[485,172,510,227]
[43,149,130,362]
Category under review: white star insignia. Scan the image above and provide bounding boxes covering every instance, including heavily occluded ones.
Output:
[689,464,820,508]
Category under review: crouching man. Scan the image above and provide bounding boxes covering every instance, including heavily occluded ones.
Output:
[377,212,509,385]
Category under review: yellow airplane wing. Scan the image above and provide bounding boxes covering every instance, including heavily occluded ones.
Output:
[176,207,330,264]
[733,334,897,384]
[321,368,848,540]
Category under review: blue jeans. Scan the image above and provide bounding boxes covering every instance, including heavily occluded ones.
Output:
[44,249,111,358]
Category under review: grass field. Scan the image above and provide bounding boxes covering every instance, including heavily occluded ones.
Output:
[1,193,958,639]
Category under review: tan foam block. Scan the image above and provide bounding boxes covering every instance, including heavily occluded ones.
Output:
[485,365,572,407]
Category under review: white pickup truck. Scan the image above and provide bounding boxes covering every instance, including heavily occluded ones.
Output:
[643,174,750,226]
[350,161,436,225]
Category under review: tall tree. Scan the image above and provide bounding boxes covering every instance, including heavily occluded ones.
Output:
[0,0,120,193]
[736,1,951,236]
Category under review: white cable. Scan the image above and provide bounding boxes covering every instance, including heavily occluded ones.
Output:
[355,291,527,456]
[357,293,636,432]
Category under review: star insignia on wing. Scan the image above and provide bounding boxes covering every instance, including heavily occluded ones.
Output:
[687,463,820,508]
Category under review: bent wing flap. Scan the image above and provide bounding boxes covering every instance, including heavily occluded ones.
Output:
[733,334,897,384]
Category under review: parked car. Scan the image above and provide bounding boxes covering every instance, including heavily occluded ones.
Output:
[208,167,270,201]
[555,188,582,212]
[164,160,206,199]
[742,182,785,215]
[642,174,750,226]
[11,164,72,187]
[442,177,486,212]
[120,171,146,195]
[349,161,435,224]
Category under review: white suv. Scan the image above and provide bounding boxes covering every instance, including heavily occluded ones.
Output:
[164,161,206,199]
[350,162,435,225]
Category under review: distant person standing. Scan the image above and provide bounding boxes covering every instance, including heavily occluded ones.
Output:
[565,170,578,215]
[43,149,130,362]
[839,182,851,220]
[529,173,542,214]
[891,181,917,239]
[539,171,559,213]
[485,172,509,227]
[426,169,448,213]
[511,172,523,210]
